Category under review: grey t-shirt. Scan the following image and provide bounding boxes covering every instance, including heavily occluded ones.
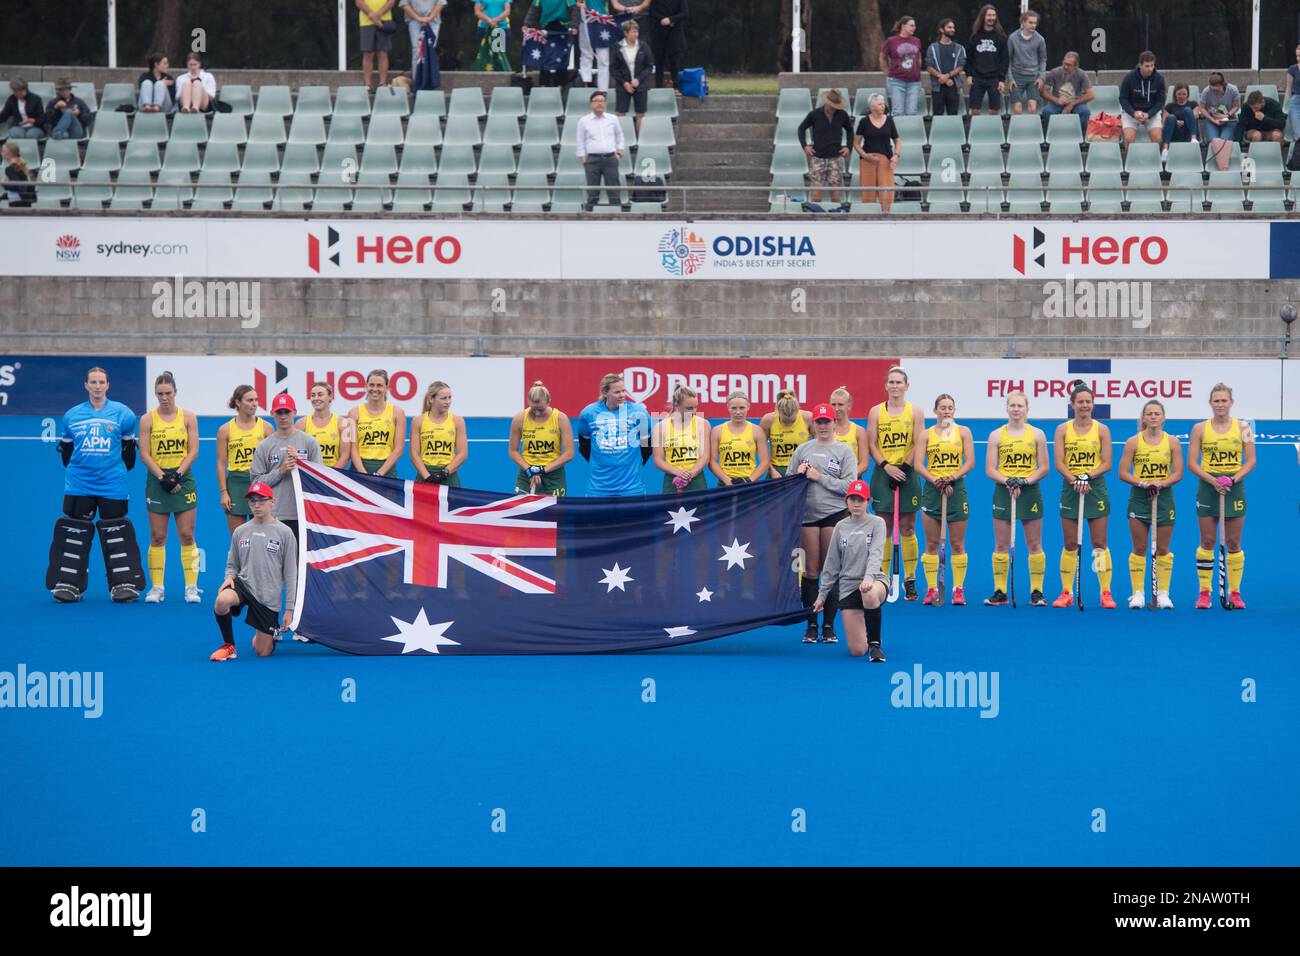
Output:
[225,518,298,613]
[250,430,323,521]
[818,513,889,603]
[1040,66,1092,102]
[1199,84,1240,118]
[785,439,857,522]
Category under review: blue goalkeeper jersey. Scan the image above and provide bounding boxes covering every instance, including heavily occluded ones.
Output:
[61,399,138,498]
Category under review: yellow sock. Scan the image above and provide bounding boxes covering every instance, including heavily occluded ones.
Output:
[952,552,968,588]
[901,534,919,581]
[1059,547,1078,594]
[148,546,166,588]
[992,552,1009,592]
[1196,547,1214,591]
[1093,547,1112,592]
[1227,550,1244,591]
[1028,551,1046,592]
[181,544,199,588]
[1129,552,1146,593]
[1156,552,1174,593]
[921,552,938,587]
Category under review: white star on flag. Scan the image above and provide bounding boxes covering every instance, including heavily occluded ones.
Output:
[718,538,754,570]
[664,505,700,534]
[599,562,634,592]
[381,608,460,654]
[696,587,713,603]
[664,626,697,639]
[600,29,612,40]
[530,48,542,60]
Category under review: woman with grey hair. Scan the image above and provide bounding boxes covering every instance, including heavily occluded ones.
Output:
[853,93,901,211]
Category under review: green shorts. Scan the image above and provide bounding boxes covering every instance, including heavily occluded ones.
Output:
[1059,474,1111,521]
[662,471,707,493]
[146,471,197,514]
[516,467,568,496]
[870,465,921,513]
[361,458,386,475]
[1195,477,1246,519]
[423,469,462,487]
[1126,487,1176,527]
[992,481,1044,522]
[772,461,794,477]
[921,478,970,521]
[226,470,253,516]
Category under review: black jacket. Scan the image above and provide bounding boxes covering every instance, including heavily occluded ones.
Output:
[0,93,45,129]
[1118,67,1166,117]
[649,0,689,57]
[797,106,854,158]
[44,95,93,134]
[611,41,655,88]
[3,162,35,206]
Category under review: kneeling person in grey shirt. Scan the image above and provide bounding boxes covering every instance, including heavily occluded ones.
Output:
[815,480,889,661]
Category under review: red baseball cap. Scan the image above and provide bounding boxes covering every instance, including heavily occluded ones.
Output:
[812,403,834,421]
[846,479,869,499]
[245,481,275,500]
[270,392,297,413]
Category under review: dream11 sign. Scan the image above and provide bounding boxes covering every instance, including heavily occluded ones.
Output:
[524,358,901,418]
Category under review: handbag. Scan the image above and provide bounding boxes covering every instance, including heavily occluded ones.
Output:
[678,68,708,100]
[1086,111,1121,142]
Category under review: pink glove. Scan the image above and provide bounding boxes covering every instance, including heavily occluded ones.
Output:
[1215,475,1233,489]
[672,475,689,490]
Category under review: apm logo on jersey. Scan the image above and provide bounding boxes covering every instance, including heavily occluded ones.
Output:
[878,430,911,455]
[526,437,557,459]
[231,444,256,468]
[722,449,754,469]
[1003,451,1035,469]
[930,449,962,471]
[423,438,454,458]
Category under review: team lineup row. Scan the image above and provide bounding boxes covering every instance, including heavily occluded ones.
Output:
[50,365,1254,625]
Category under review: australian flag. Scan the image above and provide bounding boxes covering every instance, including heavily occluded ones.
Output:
[523,26,573,72]
[291,462,810,655]
[585,8,620,49]
[413,23,440,91]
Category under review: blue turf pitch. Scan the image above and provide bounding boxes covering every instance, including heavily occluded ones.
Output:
[3,416,1297,865]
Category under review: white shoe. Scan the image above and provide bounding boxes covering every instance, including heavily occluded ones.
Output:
[144,585,165,604]
[184,584,202,604]
[1157,591,1174,609]
[1128,591,1144,609]
[1160,148,1168,163]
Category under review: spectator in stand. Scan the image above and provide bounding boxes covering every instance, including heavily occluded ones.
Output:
[2,141,35,207]
[854,93,901,212]
[472,1,512,72]
[1006,9,1046,115]
[965,4,1008,116]
[176,53,217,113]
[1237,90,1286,145]
[1161,83,1198,160]
[357,0,397,91]
[138,54,175,113]
[576,90,625,211]
[612,18,654,133]
[1197,72,1241,171]
[0,79,45,140]
[402,1,445,68]
[797,89,854,211]
[611,0,651,36]
[925,19,966,117]
[1287,44,1300,143]
[524,1,581,88]
[44,79,92,140]
[650,0,688,95]
[1037,51,1093,135]
[578,1,612,90]
[1119,51,1166,147]
[880,16,923,116]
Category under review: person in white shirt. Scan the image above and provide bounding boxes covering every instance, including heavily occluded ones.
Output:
[575,90,625,210]
[176,53,217,113]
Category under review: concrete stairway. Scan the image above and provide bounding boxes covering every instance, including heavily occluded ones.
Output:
[669,94,775,214]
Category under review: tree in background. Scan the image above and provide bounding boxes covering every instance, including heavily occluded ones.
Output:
[150,0,183,64]
[852,0,885,72]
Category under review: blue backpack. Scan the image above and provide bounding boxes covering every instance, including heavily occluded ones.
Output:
[678,68,708,100]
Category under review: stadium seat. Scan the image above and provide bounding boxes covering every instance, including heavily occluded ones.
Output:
[891,115,925,147]
[1246,182,1289,213]
[475,172,513,211]
[773,114,803,144]
[288,113,327,146]
[90,111,130,143]
[431,172,472,211]
[1005,173,1045,212]
[1090,85,1121,114]
[130,112,169,144]
[219,85,255,117]
[232,170,273,209]
[413,89,446,118]
[769,171,807,210]
[73,167,114,206]
[966,144,1005,174]
[359,144,398,176]
[82,140,122,172]
[1045,143,1083,175]
[770,143,809,175]
[1125,171,1164,212]
[926,143,964,180]
[521,115,558,148]
[925,183,964,212]
[448,87,487,118]
[1206,141,1242,172]
[191,169,233,209]
[149,187,184,211]
[1045,171,1084,213]
[240,142,281,175]
[895,147,925,178]
[637,116,675,149]
[398,145,437,175]
[1164,141,1204,172]
[443,114,483,146]
[164,111,206,144]
[525,87,563,119]
[1244,140,1283,174]
[320,143,357,178]
[207,113,247,145]
[405,112,443,147]
[254,85,294,117]
[435,143,477,176]
[1045,113,1083,146]
[248,113,286,145]
[551,169,588,209]
[516,143,555,177]
[333,86,372,117]
[1166,170,1206,211]
[634,145,672,179]
[392,170,433,211]
[10,138,40,165]
[489,86,525,118]
[968,114,1006,146]
[966,170,1004,212]
[272,171,314,210]
[1124,142,1161,172]
[559,117,582,148]
[111,169,153,209]
[160,141,200,174]
[1083,141,1122,174]
[280,142,320,175]
[1006,143,1044,174]
[646,88,678,119]
[1245,84,1278,103]
[476,143,517,176]
[122,141,161,172]
[482,113,521,147]
[28,81,56,101]
[352,170,393,209]
[372,87,410,117]
[777,88,812,118]
[326,115,365,146]
[365,113,405,147]
[852,88,886,116]
[618,114,638,148]
[200,141,240,174]
[927,114,965,146]
[1203,169,1245,212]
[42,139,80,178]
[294,86,332,117]
[99,82,135,114]
[35,176,71,205]
[312,183,353,211]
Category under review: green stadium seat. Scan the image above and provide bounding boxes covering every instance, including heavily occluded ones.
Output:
[1204,169,1246,212]
[1006,143,1044,174]
[516,144,555,176]
[966,144,1004,174]
[1044,113,1082,146]
[556,149,582,174]
[895,147,925,178]
[365,113,405,147]
[167,111,207,144]
[646,88,678,119]
[1125,171,1164,212]
[333,86,372,117]
[326,115,365,146]
[219,85,255,117]
[431,172,472,211]
[474,172,512,211]
[413,89,446,117]
[773,114,803,145]
[247,113,286,145]
[1166,170,1206,211]
[359,144,398,176]
[351,170,394,209]
[852,88,886,116]
[551,169,587,207]
[476,143,517,176]
[272,170,314,209]
[42,139,79,178]
[405,112,443,147]
[448,87,487,118]
[634,145,672,179]
[770,143,808,175]
[232,170,273,209]
[149,188,183,211]
[10,138,40,165]
[565,93,597,119]
[35,177,72,205]
[1045,171,1084,212]
[522,115,558,147]
[1124,142,1161,172]
[1246,185,1289,213]
[207,113,247,145]
[160,141,200,174]
[73,167,114,206]
[254,85,294,116]
[122,141,161,172]
[372,87,410,117]
[392,170,432,211]
[435,144,477,176]
[482,113,521,147]
[968,114,1006,146]
[488,86,525,118]
[1090,85,1120,114]
[559,117,581,147]
[1206,140,1242,172]
[110,170,152,209]
[637,116,675,149]
[240,142,281,175]
[891,114,925,146]
[777,88,812,118]
[928,115,965,147]
[525,88,563,119]
[199,141,240,174]
[1083,141,1122,174]
[191,169,233,209]
[1245,84,1278,103]
[925,184,964,212]
[65,82,96,113]
[28,81,56,101]
[1045,143,1083,174]
[966,170,1004,212]
[398,145,437,175]
[617,114,638,148]
[295,86,332,116]
[320,143,358,179]
[91,111,130,143]
[1005,173,1045,211]
[311,184,353,211]
[926,142,964,179]
[1164,141,1203,171]
[99,82,135,113]
[130,112,169,144]
[443,114,482,146]
[1244,140,1283,174]
[280,143,320,175]
[288,113,327,146]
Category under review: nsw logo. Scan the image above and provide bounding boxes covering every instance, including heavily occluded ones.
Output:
[657,226,707,277]
[55,234,81,262]
[1012,227,1046,275]
[307,226,341,273]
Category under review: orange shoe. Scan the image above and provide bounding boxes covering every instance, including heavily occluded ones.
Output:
[1052,591,1074,608]
[1229,591,1246,610]
[952,587,966,606]
[1195,590,1212,609]
[923,587,937,605]
[209,643,237,662]
[1099,590,1117,609]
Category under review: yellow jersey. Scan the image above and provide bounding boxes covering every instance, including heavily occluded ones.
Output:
[303,414,342,467]
[663,416,702,471]
[925,424,963,478]
[996,424,1038,477]
[520,409,562,467]
[1132,432,1173,482]
[356,403,396,462]
[1062,419,1102,475]
[419,413,458,467]
[150,407,188,469]
[767,415,810,469]
[225,418,263,473]
[834,421,861,455]
[717,422,758,479]
[1199,418,1245,475]
[875,401,915,466]
[358,0,393,26]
